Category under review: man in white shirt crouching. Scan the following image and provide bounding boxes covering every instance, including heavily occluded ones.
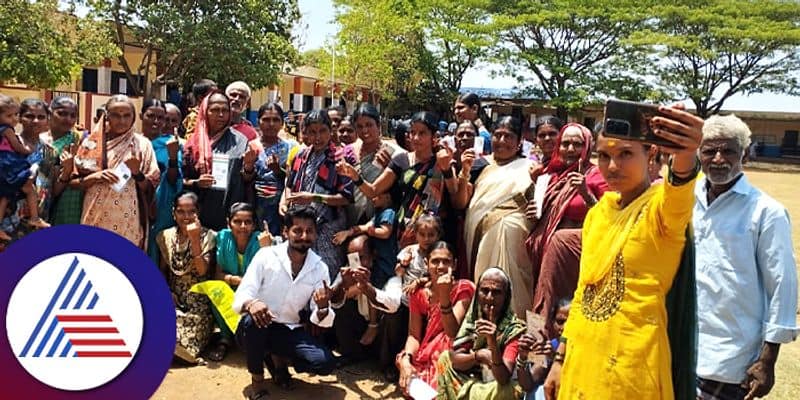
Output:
[233,206,335,399]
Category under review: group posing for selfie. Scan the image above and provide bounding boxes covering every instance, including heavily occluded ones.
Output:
[0,83,796,400]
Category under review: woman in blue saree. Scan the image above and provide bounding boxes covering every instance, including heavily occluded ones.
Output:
[142,98,183,263]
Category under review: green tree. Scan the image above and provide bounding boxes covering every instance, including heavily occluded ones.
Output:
[86,0,300,97]
[421,0,492,106]
[300,48,331,70]
[328,0,420,107]
[631,0,800,117]
[483,0,651,119]
[0,0,119,88]
[328,0,490,116]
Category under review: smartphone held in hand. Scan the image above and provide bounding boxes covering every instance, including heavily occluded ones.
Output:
[603,99,684,148]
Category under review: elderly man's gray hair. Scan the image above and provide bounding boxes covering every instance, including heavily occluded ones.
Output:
[702,114,752,150]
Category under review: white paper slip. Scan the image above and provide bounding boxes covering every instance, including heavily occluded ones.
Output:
[481,364,496,383]
[347,252,362,269]
[473,136,484,156]
[111,162,132,193]
[408,378,437,400]
[526,310,546,339]
[211,154,229,190]
[526,310,548,365]
[441,135,456,152]
[534,174,551,219]
[522,140,534,157]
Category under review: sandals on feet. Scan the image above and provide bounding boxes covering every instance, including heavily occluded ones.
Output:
[273,368,296,390]
[264,354,295,389]
[205,342,228,362]
[245,385,269,400]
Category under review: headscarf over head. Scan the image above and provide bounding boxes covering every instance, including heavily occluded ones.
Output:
[184,93,228,173]
[75,98,135,175]
[545,122,594,177]
[454,267,526,350]
[525,123,596,278]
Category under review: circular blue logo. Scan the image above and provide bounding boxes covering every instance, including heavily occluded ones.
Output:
[0,225,175,399]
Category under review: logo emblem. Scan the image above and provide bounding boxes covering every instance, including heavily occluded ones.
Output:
[0,226,175,399]
[8,253,143,390]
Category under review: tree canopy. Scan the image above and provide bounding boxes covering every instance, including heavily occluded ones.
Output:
[0,0,118,89]
[85,0,300,97]
[326,0,491,116]
[481,0,656,118]
[630,0,800,117]
[328,0,799,118]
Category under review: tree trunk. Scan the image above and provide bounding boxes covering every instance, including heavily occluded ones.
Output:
[556,106,568,121]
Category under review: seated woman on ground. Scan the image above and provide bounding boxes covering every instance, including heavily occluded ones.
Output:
[437,267,527,400]
[396,241,475,394]
[155,191,217,364]
[207,202,271,361]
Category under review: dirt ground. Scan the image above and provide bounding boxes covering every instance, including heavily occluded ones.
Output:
[152,166,800,400]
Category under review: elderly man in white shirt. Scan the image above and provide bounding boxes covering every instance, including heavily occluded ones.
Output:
[233,206,335,399]
[694,114,798,400]
[330,234,405,378]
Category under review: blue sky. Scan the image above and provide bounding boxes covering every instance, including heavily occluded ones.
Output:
[296,0,799,113]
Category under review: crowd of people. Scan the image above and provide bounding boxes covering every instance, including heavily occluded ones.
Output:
[0,79,797,400]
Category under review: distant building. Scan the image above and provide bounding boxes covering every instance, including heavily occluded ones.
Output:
[461,88,800,160]
[1,35,374,132]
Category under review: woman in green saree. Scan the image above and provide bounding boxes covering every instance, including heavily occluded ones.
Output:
[437,267,526,399]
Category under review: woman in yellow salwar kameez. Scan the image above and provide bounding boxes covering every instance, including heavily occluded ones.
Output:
[544,104,704,400]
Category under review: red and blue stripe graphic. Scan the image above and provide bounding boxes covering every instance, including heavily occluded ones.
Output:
[18,257,131,358]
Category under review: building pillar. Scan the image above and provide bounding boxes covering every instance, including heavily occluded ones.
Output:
[97,58,112,94]
[313,81,324,110]
[346,89,356,114]
[292,76,303,112]
[268,84,279,103]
